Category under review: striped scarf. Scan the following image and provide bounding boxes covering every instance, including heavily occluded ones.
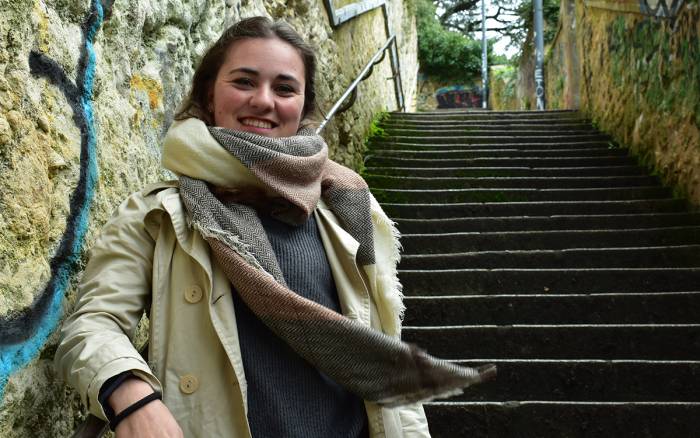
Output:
[173,121,494,407]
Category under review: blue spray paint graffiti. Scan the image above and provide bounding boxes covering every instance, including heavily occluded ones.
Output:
[0,0,113,398]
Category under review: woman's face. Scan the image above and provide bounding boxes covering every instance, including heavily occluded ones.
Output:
[209,37,306,138]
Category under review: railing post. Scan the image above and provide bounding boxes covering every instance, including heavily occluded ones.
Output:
[381,5,405,112]
[481,0,488,109]
[390,38,406,112]
[533,0,546,110]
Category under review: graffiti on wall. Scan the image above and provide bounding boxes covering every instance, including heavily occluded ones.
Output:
[586,0,686,17]
[0,0,114,398]
[639,0,685,17]
[535,52,546,110]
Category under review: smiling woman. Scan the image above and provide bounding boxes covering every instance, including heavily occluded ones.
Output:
[55,15,488,438]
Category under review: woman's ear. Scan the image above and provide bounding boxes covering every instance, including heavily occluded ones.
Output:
[207,89,214,113]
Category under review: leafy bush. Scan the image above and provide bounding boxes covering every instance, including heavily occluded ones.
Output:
[416,0,483,83]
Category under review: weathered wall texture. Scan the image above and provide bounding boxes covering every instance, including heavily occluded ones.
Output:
[0,0,417,435]
[490,0,699,205]
[489,65,521,110]
[546,0,700,204]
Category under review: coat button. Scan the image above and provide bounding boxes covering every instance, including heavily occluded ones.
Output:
[179,374,199,394]
[184,285,203,303]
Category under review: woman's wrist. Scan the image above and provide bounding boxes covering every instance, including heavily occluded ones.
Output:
[108,377,156,414]
[110,390,163,431]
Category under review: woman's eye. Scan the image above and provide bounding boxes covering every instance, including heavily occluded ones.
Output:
[276,85,296,95]
[233,78,254,87]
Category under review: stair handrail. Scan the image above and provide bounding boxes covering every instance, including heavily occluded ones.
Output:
[316,0,406,134]
[316,34,404,134]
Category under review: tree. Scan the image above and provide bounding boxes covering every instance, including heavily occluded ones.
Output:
[416,0,483,82]
[436,0,560,52]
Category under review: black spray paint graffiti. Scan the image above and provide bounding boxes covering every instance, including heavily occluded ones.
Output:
[0,0,114,398]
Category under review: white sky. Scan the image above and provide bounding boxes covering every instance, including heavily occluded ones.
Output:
[485,0,520,58]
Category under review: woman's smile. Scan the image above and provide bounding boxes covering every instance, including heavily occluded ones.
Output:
[240,117,275,130]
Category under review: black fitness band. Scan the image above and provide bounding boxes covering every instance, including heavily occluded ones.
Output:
[109,391,163,431]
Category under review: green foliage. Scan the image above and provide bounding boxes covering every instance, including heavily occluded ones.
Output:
[361,110,390,176]
[492,65,518,100]
[416,0,482,83]
[491,52,510,65]
[366,110,389,141]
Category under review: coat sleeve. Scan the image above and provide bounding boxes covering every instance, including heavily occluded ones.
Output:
[54,192,162,420]
[398,403,431,437]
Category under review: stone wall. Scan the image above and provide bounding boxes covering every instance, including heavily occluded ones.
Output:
[0,0,417,435]
[415,74,450,110]
[489,65,520,110]
[544,0,580,110]
[545,0,700,204]
[491,0,700,204]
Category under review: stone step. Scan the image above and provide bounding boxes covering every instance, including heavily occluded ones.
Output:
[380,122,593,130]
[389,110,580,121]
[366,175,658,190]
[365,156,633,168]
[371,187,669,204]
[399,268,700,295]
[403,292,700,325]
[394,213,700,233]
[367,141,612,151]
[423,402,700,437]
[401,226,700,253]
[402,324,700,359]
[443,360,700,402]
[381,199,687,219]
[399,245,700,269]
[366,148,627,159]
[373,134,611,145]
[379,128,602,137]
[365,165,646,177]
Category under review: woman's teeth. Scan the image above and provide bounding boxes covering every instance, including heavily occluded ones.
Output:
[242,118,273,129]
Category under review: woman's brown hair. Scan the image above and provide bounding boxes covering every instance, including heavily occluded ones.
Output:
[174,16,317,125]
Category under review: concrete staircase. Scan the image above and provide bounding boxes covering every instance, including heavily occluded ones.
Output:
[364,110,700,437]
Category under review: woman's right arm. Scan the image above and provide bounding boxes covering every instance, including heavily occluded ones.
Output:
[54,192,180,436]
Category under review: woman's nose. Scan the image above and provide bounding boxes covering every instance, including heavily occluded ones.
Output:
[249,86,274,111]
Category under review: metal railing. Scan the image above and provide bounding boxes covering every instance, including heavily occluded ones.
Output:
[316,35,404,133]
[316,0,406,133]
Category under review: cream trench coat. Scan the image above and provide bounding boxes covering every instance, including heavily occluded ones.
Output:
[55,181,431,438]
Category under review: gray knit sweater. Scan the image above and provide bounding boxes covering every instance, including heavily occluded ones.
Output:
[232,211,369,438]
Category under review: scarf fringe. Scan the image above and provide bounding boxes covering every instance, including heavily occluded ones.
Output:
[379,386,467,409]
[369,194,405,337]
[192,222,267,274]
[378,361,496,408]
